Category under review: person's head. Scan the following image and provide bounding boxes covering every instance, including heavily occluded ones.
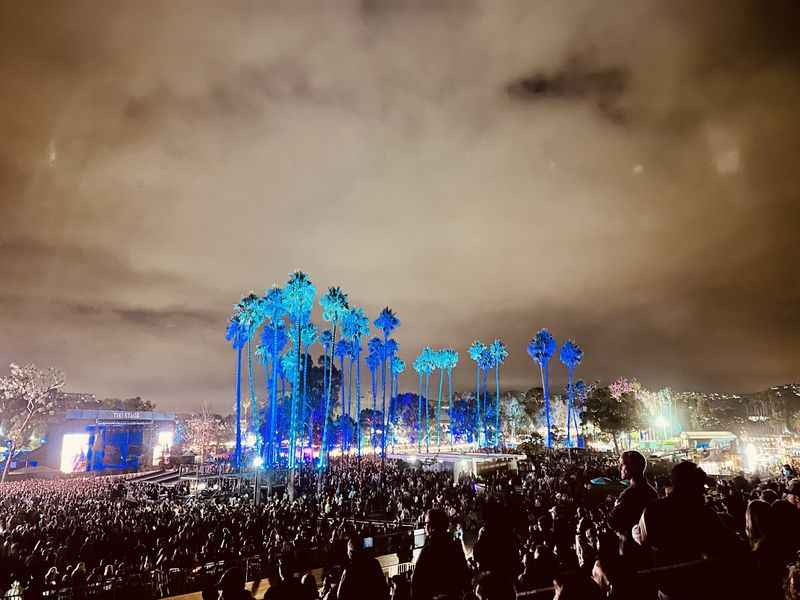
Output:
[217,567,245,599]
[619,451,647,481]
[670,461,706,499]
[785,480,800,508]
[300,572,316,592]
[746,499,771,546]
[762,488,780,504]
[346,534,362,560]
[553,572,603,600]
[475,571,516,600]
[424,508,448,537]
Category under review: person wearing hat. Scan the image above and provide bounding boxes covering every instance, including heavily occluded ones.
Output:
[216,567,253,600]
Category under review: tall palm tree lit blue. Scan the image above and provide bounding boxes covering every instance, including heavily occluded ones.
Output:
[573,379,588,448]
[559,339,583,448]
[291,322,317,460]
[283,271,316,469]
[413,352,425,452]
[489,339,509,447]
[528,328,557,448]
[441,348,458,444]
[225,309,248,469]
[468,341,487,447]
[374,307,400,448]
[342,307,371,456]
[256,317,287,465]
[260,286,287,466]
[319,287,348,468]
[389,356,405,455]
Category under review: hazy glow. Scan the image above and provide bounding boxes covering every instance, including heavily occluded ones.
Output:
[153,430,173,462]
[60,433,89,473]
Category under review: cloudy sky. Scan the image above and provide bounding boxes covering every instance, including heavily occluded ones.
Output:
[1,1,798,412]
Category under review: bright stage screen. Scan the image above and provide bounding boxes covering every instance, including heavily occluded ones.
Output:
[153,430,173,463]
[60,433,89,473]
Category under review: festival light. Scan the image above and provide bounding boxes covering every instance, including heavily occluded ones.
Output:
[251,456,264,468]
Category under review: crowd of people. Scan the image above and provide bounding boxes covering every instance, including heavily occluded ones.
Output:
[2,451,800,600]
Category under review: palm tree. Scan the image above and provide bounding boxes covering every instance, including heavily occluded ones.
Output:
[432,350,446,448]
[468,341,487,447]
[334,339,351,449]
[291,322,317,462]
[413,353,425,452]
[527,329,557,448]
[283,271,316,470]
[260,287,287,466]
[234,293,264,455]
[489,339,509,448]
[342,307,371,457]
[367,337,384,451]
[558,340,583,448]
[319,287,349,468]
[389,356,405,454]
[419,347,435,452]
[382,338,398,455]
[477,347,494,446]
[225,311,248,469]
[255,318,287,465]
[441,348,459,444]
[374,307,400,445]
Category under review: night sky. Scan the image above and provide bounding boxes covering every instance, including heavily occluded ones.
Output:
[1,1,798,413]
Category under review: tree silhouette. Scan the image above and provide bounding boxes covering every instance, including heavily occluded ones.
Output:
[469,341,487,447]
[489,339,509,447]
[527,329,557,448]
[225,307,249,468]
[559,339,583,448]
[318,286,348,467]
[389,356,405,454]
[342,307,371,456]
[283,271,316,470]
[374,307,400,452]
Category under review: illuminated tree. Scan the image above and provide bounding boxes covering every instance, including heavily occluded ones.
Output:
[290,322,317,461]
[0,363,66,482]
[527,329,557,448]
[367,337,384,450]
[258,286,287,466]
[477,348,494,445]
[225,308,249,468]
[559,339,583,447]
[236,293,265,447]
[413,352,426,452]
[574,379,588,447]
[440,348,459,444]
[374,307,400,451]
[342,306,371,456]
[469,341,487,446]
[388,356,405,455]
[283,271,316,470]
[489,339,509,447]
[319,286,349,467]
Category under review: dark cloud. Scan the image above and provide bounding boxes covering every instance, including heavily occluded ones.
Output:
[506,58,629,123]
[0,1,798,411]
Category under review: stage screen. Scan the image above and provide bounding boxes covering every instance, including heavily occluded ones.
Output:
[153,430,173,463]
[60,433,89,473]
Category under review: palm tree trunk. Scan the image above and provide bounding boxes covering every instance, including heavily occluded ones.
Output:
[436,367,444,448]
[447,368,453,445]
[417,372,423,452]
[300,351,309,463]
[235,346,243,469]
[320,322,336,468]
[541,363,552,448]
[355,345,362,457]
[424,372,431,453]
[566,369,574,448]
[494,364,501,448]
[247,338,257,437]
[269,324,279,466]
[475,365,481,447]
